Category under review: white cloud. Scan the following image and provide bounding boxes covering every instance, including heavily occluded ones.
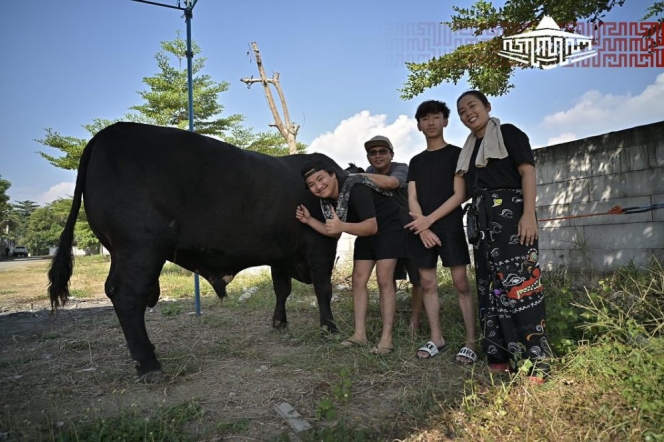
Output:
[37,182,75,204]
[537,72,664,147]
[308,110,470,168]
[546,132,577,146]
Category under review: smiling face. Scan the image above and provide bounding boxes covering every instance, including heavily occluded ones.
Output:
[416,111,447,139]
[305,170,338,199]
[366,146,393,173]
[457,93,492,137]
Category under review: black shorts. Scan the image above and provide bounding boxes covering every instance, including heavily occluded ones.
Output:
[354,229,408,261]
[394,258,421,285]
[409,230,471,269]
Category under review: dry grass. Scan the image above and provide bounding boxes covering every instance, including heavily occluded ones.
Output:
[1,255,661,441]
[0,256,486,441]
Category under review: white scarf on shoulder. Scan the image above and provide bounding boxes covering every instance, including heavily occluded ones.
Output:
[455,117,508,175]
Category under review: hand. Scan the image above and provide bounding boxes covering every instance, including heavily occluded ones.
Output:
[518,212,538,246]
[405,212,432,234]
[295,204,311,224]
[325,207,344,235]
[419,229,441,249]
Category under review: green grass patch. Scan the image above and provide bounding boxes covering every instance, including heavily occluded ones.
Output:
[53,400,203,442]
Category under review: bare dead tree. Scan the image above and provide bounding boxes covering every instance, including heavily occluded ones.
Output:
[241,42,300,154]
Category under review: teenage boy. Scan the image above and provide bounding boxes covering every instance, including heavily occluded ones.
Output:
[405,100,477,363]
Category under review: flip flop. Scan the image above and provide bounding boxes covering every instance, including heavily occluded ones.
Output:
[370,346,394,355]
[341,338,367,348]
[454,346,478,365]
[416,341,446,359]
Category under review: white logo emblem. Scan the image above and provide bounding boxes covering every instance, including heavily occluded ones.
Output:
[498,16,596,69]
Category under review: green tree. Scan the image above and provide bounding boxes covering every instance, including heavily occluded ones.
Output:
[128,31,242,135]
[8,200,40,243]
[400,0,662,98]
[0,175,11,247]
[22,198,99,256]
[24,206,60,256]
[37,32,299,171]
[0,175,10,222]
[37,119,117,171]
[222,126,307,157]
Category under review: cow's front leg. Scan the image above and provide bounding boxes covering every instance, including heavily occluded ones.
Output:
[271,266,291,330]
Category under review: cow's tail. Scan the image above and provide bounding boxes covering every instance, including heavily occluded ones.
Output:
[48,134,97,311]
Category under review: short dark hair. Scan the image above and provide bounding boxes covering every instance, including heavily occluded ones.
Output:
[415,100,450,121]
[456,90,490,108]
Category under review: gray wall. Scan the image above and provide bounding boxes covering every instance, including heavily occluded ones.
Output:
[535,121,664,275]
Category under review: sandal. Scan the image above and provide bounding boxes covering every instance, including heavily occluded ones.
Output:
[416,341,446,359]
[370,346,394,355]
[455,346,478,365]
[341,338,367,348]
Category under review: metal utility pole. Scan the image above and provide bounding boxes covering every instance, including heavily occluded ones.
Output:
[131,0,202,317]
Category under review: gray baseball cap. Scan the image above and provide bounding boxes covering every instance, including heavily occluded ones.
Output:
[364,135,394,152]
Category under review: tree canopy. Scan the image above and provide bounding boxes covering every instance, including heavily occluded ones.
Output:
[399,0,662,99]
[37,32,297,172]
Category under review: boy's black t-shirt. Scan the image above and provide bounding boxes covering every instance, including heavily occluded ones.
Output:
[464,123,535,193]
[329,176,403,235]
[407,144,464,234]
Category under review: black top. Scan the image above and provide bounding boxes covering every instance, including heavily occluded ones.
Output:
[407,145,464,234]
[366,162,409,209]
[465,123,535,193]
[334,176,404,235]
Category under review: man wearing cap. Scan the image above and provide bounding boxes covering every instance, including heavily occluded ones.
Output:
[296,158,407,354]
[358,135,424,332]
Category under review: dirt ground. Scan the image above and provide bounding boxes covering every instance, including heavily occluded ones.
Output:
[0,259,484,441]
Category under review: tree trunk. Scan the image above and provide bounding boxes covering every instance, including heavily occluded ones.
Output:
[241,42,300,154]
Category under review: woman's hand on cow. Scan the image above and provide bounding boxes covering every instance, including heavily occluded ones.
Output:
[518,212,538,246]
[419,229,441,249]
[325,207,343,235]
[296,204,311,224]
[405,212,432,234]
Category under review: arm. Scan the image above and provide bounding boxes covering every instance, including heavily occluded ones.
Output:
[517,163,538,246]
[324,185,379,237]
[406,181,441,248]
[296,204,341,239]
[405,175,466,234]
[360,173,400,190]
[408,181,423,215]
[337,217,378,237]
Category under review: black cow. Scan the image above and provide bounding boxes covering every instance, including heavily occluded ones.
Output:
[48,122,345,381]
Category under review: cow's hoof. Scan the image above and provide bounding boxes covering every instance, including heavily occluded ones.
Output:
[319,326,339,340]
[273,320,288,330]
[137,370,165,384]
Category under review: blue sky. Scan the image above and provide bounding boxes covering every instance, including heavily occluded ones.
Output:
[1,0,662,205]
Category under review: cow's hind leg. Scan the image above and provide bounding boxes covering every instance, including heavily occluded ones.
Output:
[271,266,291,330]
[105,251,166,382]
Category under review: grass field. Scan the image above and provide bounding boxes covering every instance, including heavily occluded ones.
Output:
[0,255,662,441]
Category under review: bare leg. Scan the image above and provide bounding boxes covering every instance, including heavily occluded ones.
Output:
[374,259,398,352]
[417,267,445,358]
[451,265,477,363]
[344,260,374,346]
[410,283,424,331]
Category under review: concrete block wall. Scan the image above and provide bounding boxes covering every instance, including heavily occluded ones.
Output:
[535,121,664,274]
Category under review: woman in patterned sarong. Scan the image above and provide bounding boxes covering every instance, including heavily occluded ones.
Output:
[455,90,551,382]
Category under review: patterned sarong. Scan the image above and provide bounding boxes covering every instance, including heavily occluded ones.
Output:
[472,187,551,375]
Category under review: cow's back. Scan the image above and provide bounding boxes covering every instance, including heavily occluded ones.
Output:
[84,122,312,271]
